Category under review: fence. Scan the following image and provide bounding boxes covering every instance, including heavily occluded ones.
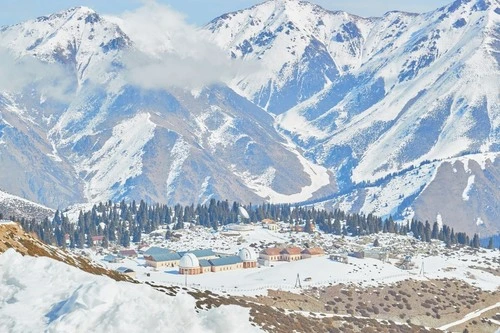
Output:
[152,272,413,294]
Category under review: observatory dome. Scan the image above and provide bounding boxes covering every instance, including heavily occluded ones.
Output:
[238,247,257,262]
[179,253,199,268]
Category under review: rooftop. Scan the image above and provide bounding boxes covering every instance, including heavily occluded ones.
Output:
[199,259,212,267]
[146,252,181,262]
[261,247,282,256]
[302,247,324,255]
[144,246,173,255]
[116,267,134,273]
[209,256,242,267]
[281,247,302,255]
[178,249,216,258]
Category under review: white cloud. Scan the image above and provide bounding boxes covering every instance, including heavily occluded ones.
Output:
[113,1,259,91]
[0,48,75,102]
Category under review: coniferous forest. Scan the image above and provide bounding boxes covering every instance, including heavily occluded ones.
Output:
[5,199,482,250]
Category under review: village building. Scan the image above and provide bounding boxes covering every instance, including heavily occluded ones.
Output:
[266,223,280,231]
[178,248,257,275]
[178,249,217,260]
[330,253,349,264]
[364,248,390,262]
[209,256,243,272]
[64,233,71,246]
[261,219,279,230]
[259,247,282,261]
[103,254,122,263]
[116,267,136,278]
[179,253,201,275]
[119,249,138,258]
[294,225,304,232]
[144,252,181,268]
[348,251,365,259]
[280,247,302,261]
[301,247,325,258]
[91,235,105,247]
[238,247,258,268]
[261,218,275,225]
[199,259,212,273]
[143,246,174,256]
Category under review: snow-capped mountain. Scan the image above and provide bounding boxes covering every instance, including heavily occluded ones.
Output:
[206,0,500,235]
[0,6,334,209]
[0,0,497,236]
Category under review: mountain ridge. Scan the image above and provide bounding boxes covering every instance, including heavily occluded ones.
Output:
[0,0,497,236]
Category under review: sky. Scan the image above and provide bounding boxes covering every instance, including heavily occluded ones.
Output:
[1,0,453,27]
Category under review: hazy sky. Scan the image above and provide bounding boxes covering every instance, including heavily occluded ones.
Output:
[1,0,452,27]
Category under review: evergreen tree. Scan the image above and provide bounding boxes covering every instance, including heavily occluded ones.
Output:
[471,234,480,248]
[431,222,439,239]
[487,237,494,249]
[332,219,342,235]
[121,229,130,248]
[424,221,432,242]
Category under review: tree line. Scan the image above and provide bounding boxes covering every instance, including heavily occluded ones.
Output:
[3,199,493,250]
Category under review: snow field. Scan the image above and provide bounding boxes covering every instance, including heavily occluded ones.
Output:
[0,249,261,333]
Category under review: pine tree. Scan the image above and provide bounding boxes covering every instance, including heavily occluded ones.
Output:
[487,237,493,249]
[424,221,432,242]
[431,221,439,239]
[121,229,130,248]
[332,219,342,235]
[471,234,480,248]
[304,219,314,233]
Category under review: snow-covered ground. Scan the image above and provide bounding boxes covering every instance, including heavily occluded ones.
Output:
[93,224,500,296]
[0,249,261,333]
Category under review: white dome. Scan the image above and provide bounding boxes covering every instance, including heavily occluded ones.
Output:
[238,247,257,262]
[179,253,199,268]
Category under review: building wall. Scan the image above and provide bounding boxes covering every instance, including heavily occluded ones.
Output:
[259,254,281,261]
[282,254,302,261]
[201,266,211,273]
[243,261,257,268]
[145,260,179,268]
[211,263,243,272]
[145,259,157,268]
[301,253,324,259]
[179,267,201,275]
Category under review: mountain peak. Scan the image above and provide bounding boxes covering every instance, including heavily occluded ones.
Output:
[34,6,99,24]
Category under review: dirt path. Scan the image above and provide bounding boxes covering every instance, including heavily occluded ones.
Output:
[438,301,500,331]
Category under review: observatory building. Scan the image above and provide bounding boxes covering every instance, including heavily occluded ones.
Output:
[178,247,258,275]
[239,247,257,268]
[179,253,201,275]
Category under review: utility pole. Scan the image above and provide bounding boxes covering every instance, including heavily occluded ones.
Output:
[295,273,301,288]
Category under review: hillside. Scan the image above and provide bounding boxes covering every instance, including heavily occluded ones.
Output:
[0,222,128,281]
[0,189,54,221]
